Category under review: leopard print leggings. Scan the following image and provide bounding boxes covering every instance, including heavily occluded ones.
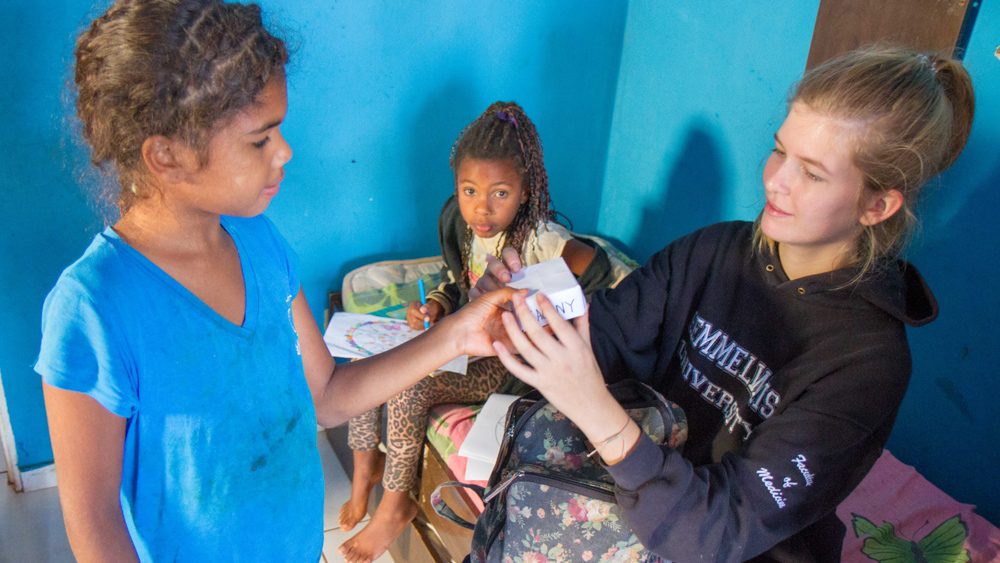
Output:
[347,357,511,493]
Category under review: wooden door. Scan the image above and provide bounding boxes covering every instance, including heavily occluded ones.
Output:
[807,0,980,68]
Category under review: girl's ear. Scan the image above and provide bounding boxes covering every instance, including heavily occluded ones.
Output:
[140,136,197,184]
[859,188,904,227]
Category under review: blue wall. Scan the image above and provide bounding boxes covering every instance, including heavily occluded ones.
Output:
[599,1,821,257]
[0,0,105,469]
[2,0,997,525]
[889,3,1000,525]
[266,0,627,311]
[0,0,627,469]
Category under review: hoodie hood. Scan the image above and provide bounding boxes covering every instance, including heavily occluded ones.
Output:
[853,260,938,327]
[759,246,938,327]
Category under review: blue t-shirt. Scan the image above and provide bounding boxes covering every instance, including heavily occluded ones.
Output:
[35,215,323,562]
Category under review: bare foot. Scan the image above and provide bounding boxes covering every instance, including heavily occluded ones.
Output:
[338,489,418,563]
[338,449,385,531]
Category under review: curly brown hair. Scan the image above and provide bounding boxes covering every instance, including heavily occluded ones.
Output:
[74,0,288,215]
[449,101,554,289]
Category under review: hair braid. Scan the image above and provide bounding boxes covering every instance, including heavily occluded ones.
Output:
[450,101,553,290]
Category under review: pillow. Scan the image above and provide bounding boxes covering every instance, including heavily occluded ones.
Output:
[340,235,637,319]
[341,256,445,319]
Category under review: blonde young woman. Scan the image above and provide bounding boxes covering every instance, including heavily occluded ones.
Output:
[479,46,975,562]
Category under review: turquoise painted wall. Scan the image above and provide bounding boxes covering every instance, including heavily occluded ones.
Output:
[890,2,1000,525]
[0,1,627,468]
[599,1,821,258]
[0,0,105,470]
[267,0,626,306]
[601,1,999,524]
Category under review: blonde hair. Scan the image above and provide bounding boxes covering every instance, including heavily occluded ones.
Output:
[755,45,975,280]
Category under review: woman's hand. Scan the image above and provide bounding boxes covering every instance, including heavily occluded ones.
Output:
[469,247,524,300]
[493,292,641,463]
[492,293,616,426]
[406,300,443,331]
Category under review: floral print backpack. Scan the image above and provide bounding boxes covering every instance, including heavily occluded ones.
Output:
[432,379,688,563]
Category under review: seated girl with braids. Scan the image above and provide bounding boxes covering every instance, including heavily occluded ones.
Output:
[338,101,628,562]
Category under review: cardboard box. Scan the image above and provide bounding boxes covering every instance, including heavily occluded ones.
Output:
[507,257,586,326]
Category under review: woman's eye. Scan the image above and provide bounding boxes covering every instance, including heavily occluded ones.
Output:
[495,190,508,199]
[462,187,476,197]
[771,147,786,158]
[252,137,270,149]
[804,169,824,182]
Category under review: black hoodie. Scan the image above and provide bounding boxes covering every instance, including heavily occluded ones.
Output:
[589,221,936,562]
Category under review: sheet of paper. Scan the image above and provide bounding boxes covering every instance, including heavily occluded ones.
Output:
[323,312,467,374]
[464,455,496,482]
[458,393,520,470]
[441,354,468,375]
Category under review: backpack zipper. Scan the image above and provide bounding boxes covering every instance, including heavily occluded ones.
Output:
[484,466,616,504]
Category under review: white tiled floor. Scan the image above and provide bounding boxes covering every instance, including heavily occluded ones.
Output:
[318,431,394,563]
[0,432,392,563]
[0,470,74,563]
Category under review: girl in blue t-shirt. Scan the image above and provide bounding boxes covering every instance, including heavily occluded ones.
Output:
[35,2,512,561]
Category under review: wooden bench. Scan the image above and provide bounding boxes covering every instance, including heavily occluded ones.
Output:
[324,425,476,562]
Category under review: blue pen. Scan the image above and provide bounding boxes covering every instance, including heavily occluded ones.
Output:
[418,278,429,329]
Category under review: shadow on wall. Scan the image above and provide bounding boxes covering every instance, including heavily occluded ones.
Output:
[631,121,728,261]
[892,144,1000,525]
[531,4,628,236]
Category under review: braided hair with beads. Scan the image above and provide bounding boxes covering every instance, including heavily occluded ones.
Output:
[449,101,554,290]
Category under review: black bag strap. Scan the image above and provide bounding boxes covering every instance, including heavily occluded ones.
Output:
[484,379,676,489]
[430,480,485,529]
[606,378,669,407]
[510,379,669,418]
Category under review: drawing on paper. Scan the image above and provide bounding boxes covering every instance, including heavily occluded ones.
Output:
[344,319,416,357]
[323,312,469,374]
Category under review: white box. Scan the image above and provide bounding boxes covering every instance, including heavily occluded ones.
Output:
[507,257,586,327]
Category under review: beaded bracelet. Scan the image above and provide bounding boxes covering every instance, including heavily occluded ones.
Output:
[586,417,632,460]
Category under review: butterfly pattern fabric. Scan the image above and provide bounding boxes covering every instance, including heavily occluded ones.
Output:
[851,513,970,563]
